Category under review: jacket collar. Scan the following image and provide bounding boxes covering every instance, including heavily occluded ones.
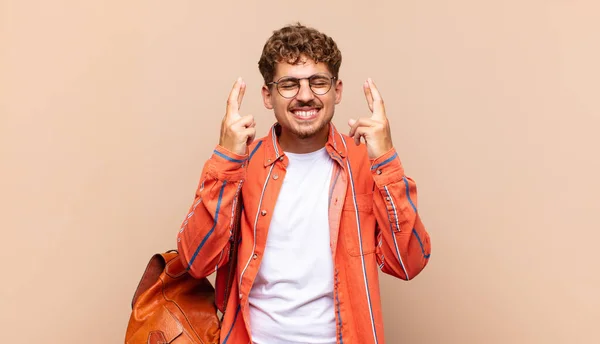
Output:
[263,123,347,167]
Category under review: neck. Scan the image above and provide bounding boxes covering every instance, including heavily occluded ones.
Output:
[278,124,330,154]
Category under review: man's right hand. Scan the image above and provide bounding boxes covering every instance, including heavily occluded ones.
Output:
[219,78,256,156]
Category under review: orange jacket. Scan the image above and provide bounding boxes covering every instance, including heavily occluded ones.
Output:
[177,123,431,344]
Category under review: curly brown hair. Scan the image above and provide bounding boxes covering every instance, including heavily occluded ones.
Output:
[258,23,342,85]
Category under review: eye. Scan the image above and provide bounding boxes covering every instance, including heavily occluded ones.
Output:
[278,79,299,89]
[310,76,331,87]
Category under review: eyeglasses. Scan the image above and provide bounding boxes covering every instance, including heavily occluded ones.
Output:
[267,73,337,99]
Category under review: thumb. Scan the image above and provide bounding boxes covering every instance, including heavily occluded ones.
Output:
[348,118,356,127]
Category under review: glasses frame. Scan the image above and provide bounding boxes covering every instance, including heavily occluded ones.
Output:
[267,73,338,99]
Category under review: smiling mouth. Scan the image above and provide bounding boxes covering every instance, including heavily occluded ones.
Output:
[290,108,320,120]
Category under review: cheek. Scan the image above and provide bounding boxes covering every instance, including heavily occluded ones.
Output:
[321,95,336,108]
[272,99,291,119]
[274,99,290,111]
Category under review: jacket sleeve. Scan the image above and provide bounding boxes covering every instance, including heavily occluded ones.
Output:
[371,148,431,281]
[176,145,246,279]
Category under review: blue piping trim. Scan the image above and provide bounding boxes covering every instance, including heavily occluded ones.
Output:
[371,152,398,170]
[249,141,262,161]
[403,176,417,213]
[187,181,227,269]
[222,305,241,344]
[412,228,431,259]
[214,150,246,164]
[336,289,343,344]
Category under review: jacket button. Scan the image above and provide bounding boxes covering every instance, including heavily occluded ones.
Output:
[261,210,267,216]
[273,174,279,180]
[239,293,243,299]
[253,253,258,259]
[385,196,391,201]
[376,169,382,175]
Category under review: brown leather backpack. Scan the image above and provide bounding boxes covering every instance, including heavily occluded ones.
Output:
[124,196,242,344]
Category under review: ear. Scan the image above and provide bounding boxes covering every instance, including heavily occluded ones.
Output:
[334,79,343,104]
[262,85,274,110]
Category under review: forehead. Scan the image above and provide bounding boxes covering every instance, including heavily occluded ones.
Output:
[273,57,331,80]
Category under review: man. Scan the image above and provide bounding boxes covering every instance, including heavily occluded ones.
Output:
[177,23,431,344]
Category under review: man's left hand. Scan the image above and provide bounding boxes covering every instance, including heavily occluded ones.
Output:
[348,78,394,159]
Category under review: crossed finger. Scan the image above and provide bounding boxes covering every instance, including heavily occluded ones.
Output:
[226,78,246,118]
[364,78,386,120]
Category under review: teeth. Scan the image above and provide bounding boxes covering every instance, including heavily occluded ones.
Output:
[293,110,318,117]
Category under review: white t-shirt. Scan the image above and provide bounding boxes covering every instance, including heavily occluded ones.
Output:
[248,147,336,344]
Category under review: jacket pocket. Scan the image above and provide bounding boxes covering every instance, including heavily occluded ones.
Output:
[342,193,377,257]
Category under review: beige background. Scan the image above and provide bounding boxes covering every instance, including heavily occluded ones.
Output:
[1,0,599,343]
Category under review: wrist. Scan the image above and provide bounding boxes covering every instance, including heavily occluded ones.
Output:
[370,148,405,185]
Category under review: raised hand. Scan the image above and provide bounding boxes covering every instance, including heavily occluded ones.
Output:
[348,78,393,159]
[219,78,256,156]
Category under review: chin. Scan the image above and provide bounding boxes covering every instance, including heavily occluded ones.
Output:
[290,120,331,139]
[275,108,333,139]
[294,129,319,140]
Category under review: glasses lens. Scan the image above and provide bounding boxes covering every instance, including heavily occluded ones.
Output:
[277,78,300,98]
[309,75,333,95]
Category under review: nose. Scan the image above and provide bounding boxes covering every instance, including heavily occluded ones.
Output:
[295,79,315,102]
